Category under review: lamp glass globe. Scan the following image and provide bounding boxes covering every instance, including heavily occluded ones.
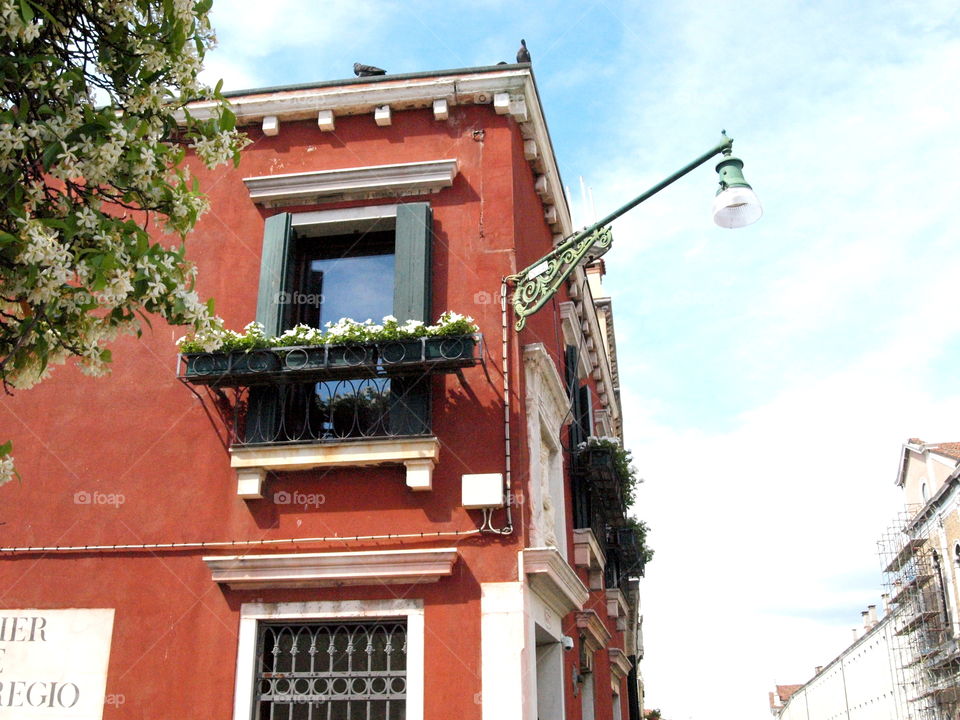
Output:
[712,186,762,228]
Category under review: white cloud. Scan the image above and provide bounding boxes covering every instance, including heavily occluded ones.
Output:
[202,0,397,89]
[585,5,960,719]
[627,344,960,717]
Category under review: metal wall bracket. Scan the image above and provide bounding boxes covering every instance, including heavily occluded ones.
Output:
[510,226,613,331]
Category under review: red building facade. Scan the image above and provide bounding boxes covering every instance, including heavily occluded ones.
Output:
[0,65,642,720]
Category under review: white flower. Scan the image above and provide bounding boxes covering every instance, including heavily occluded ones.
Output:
[0,454,14,488]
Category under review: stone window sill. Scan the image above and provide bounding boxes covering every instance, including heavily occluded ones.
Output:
[230,436,440,498]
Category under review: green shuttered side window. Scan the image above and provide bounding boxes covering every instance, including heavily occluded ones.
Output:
[245,203,433,445]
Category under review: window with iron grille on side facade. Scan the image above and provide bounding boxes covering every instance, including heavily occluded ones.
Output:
[256,620,407,720]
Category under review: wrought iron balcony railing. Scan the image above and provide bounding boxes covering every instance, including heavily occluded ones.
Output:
[177,334,482,387]
[178,335,481,449]
[572,445,647,584]
[573,445,626,520]
[239,377,429,446]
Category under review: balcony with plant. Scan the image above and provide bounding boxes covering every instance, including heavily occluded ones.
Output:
[573,436,653,583]
[177,312,482,387]
[176,313,482,463]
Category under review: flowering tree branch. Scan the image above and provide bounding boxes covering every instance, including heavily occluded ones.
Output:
[0,0,250,483]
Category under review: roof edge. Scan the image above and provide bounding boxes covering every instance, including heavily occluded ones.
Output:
[221,63,532,99]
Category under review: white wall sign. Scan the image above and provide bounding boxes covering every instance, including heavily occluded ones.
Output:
[0,609,114,718]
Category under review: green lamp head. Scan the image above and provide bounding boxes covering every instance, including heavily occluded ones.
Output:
[713,150,762,228]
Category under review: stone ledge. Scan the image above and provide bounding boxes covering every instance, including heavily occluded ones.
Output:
[204,547,458,590]
[608,646,633,682]
[522,547,589,617]
[230,437,440,498]
[243,159,458,207]
[576,609,612,669]
[573,528,606,591]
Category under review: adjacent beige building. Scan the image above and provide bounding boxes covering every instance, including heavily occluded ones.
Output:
[775,440,960,720]
[774,606,908,720]
[879,440,960,720]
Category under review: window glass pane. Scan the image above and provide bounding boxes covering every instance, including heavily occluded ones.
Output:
[310,254,395,326]
[293,230,395,328]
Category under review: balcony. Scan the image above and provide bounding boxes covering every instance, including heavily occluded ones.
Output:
[178,334,481,387]
[571,442,648,586]
[574,444,627,519]
[177,334,482,498]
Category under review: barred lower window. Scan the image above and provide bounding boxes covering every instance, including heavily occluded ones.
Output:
[256,620,407,720]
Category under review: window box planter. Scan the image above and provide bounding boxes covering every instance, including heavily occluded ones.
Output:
[281,346,327,371]
[229,349,282,374]
[183,349,280,378]
[424,335,477,361]
[182,351,230,377]
[378,339,426,365]
[178,334,481,387]
[574,446,618,484]
[377,334,478,365]
[326,344,376,368]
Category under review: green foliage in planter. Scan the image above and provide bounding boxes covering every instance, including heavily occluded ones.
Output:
[626,516,655,568]
[580,436,641,508]
[178,312,478,354]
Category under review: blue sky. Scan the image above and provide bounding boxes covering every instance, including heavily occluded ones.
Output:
[201,2,960,718]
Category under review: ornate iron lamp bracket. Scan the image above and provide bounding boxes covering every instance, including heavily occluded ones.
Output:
[506,132,741,332]
[509,226,613,331]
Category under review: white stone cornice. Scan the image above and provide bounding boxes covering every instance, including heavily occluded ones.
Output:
[522,547,589,617]
[605,588,630,620]
[243,159,458,208]
[576,609,612,658]
[188,70,529,124]
[184,67,573,237]
[230,436,440,497]
[608,646,633,682]
[204,548,458,590]
[573,528,606,591]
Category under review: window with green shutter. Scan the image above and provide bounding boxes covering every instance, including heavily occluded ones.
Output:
[245,203,434,445]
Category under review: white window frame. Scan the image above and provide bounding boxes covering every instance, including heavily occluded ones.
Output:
[232,598,425,720]
[524,343,571,557]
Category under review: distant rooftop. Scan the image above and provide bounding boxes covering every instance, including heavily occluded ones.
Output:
[907,439,960,461]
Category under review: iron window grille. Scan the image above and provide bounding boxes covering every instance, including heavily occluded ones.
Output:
[256,620,407,720]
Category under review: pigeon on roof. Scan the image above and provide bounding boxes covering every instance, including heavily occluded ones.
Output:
[516,39,531,64]
[354,63,386,77]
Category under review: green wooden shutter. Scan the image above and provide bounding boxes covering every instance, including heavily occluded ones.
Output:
[390,203,432,435]
[566,345,584,448]
[255,212,294,335]
[246,213,293,444]
[393,203,432,322]
[578,384,593,440]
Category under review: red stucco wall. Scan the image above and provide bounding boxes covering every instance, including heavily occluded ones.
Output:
[0,97,626,718]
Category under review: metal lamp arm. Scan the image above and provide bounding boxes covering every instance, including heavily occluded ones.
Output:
[508,133,735,331]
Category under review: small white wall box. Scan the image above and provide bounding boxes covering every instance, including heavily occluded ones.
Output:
[461,473,504,509]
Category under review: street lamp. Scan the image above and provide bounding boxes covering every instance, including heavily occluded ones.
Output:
[508,131,761,330]
[713,152,762,228]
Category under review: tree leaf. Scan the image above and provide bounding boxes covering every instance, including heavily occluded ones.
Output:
[18,0,34,23]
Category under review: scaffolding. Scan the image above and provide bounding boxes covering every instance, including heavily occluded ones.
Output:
[879,506,960,720]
